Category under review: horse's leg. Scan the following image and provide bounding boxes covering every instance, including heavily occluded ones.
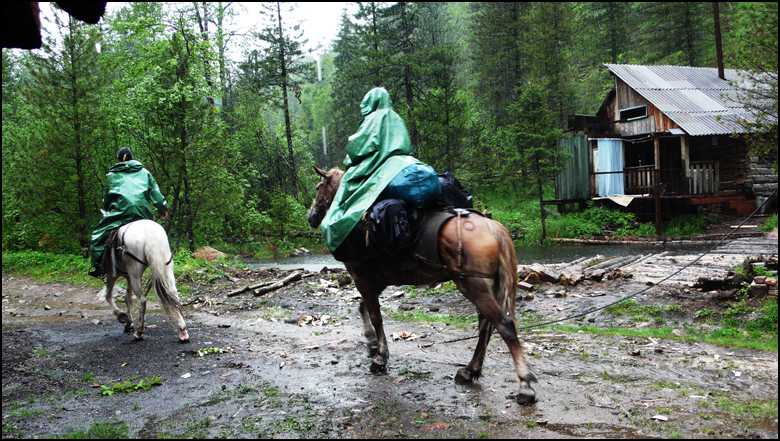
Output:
[455,312,493,383]
[120,275,136,333]
[125,263,146,341]
[347,264,388,372]
[456,276,536,404]
[167,262,189,343]
[359,298,378,357]
[104,273,132,330]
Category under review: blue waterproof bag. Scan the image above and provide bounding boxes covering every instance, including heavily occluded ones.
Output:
[381,163,442,209]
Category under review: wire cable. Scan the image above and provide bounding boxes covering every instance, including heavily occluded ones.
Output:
[425,188,777,346]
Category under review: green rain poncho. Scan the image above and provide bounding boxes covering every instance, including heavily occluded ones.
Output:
[320,87,421,251]
[89,160,168,267]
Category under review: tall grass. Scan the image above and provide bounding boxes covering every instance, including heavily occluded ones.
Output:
[1,251,99,286]
[760,214,778,232]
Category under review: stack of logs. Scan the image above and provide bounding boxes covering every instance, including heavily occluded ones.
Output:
[749,276,778,298]
[518,235,777,291]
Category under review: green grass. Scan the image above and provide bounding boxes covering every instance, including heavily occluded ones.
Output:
[2,250,101,287]
[548,322,777,352]
[714,398,778,418]
[53,420,129,439]
[387,309,478,328]
[759,214,778,232]
[2,248,246,295]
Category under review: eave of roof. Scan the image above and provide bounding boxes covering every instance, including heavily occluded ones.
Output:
[604,63,764,136]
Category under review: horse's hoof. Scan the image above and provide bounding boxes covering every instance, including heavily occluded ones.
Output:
[117,312,128,324]
[454,368,473,383]
[369,362,386,373]
[516,382,536,405]
[369,354,387,372]
[367,341,378,358]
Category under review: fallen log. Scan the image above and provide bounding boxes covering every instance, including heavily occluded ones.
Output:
[228,279,276,297]
[254,271,302,296]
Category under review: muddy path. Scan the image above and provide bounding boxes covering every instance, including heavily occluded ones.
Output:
[2,258,778,439]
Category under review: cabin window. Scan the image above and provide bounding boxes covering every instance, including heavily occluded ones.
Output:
[619,105,648,121]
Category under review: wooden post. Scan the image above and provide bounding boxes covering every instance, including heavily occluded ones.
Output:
[713,2,725,80]
[654,135,662,235]
[681,134,690,194]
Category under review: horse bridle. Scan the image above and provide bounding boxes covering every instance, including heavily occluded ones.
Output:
[312,173,340,222]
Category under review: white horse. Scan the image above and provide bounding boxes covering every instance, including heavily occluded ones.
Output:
[97,219,189,343]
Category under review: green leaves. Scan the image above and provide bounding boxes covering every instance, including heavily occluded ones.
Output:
[100,376,162,395]
[196,347,228,357]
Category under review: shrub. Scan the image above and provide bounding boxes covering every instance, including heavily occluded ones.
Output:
[759,214,778,232]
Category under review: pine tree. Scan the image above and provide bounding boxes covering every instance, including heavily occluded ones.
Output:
[413,3,467,173]
[635,2,715,67]
[505,85,566,242]
[9,7,109,252]
[466,2,533,126]
[241,2,315,199]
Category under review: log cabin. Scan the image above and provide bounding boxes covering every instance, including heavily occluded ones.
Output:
[556,63,777,225]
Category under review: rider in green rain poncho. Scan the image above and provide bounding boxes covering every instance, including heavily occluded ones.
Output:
[320,87,422,252]
[88,148,169,277]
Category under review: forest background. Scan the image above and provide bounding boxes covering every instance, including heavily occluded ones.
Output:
[2,2,777,259]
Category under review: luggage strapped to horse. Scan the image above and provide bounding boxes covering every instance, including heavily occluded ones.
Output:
[336,206,493,279]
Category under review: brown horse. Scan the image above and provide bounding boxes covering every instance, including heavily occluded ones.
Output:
[307,166,536,404]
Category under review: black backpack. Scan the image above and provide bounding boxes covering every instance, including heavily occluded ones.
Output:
[368,198,420,257]
[438,173,473,209]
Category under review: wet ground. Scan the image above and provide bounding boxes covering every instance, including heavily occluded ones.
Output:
[2,250,778,438]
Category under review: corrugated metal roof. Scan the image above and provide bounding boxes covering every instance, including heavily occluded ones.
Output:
[605,64,763,136]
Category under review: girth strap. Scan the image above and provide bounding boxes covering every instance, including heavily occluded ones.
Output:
[114,221,173,268]
[413,254,494,279]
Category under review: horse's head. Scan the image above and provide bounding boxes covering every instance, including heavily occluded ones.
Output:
[307,166,344,229]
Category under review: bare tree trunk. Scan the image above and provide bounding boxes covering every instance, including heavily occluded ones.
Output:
[276,2,297,200]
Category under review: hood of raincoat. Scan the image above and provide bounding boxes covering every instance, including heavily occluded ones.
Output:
[320,87,420,251]
[109,159,144,174]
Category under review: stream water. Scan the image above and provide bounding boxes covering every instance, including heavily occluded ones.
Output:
[242,242,714,272]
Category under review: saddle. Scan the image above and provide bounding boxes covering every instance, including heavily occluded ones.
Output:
[333,207,484,273]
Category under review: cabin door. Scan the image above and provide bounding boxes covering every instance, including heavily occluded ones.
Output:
[596,139,624,197]
[660,137,683,195]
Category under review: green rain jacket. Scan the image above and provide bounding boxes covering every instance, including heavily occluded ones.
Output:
[320,87,420,251]
[89,160,168,266]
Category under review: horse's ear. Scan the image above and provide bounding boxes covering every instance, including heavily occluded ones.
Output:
[313,166,328,178]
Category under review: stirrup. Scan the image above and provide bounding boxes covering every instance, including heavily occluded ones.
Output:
[88,265,105,279]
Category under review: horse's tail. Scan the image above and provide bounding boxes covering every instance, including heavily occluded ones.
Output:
[487,219,518,325]
[145,223,183,328]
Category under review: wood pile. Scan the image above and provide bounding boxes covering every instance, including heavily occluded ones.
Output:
[518,236,778,289]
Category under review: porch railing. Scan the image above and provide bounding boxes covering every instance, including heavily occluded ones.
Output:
[595,161,720,196]
[623,165,654,195]
[688,161,719,195]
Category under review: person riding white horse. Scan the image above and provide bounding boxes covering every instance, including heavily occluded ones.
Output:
[89,147,169,277]
[90,147,188,342]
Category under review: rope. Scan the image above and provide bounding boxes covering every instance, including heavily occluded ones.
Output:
[424,188,778,347]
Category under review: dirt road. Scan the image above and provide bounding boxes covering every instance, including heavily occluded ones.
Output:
[2,254,778,438]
